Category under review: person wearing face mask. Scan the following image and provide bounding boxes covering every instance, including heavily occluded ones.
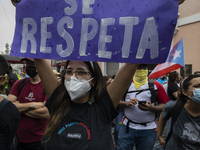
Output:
[157,74,200,149]
[7,58,50,150]
[27,57,139,150]
[118,64,169,150]
[1,66,21,95]
[5,72,19,95]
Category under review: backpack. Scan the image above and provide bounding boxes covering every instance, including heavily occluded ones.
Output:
[123,78,158,133]
[18,78,46,96]
[0,99,18,150]
[164,100,186,149]
[18,78,28,95]
[123,78,158,104]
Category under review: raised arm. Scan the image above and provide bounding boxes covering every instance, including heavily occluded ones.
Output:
[107,63,139,108]
[34,59,60,98]
[11,0,20,6]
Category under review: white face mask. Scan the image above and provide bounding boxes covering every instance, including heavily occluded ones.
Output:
[64,76,93,101]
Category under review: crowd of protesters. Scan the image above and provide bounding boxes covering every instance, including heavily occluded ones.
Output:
[1,57,200,150]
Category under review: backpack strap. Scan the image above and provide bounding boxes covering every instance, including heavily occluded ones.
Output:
[164,100,186,149]
[122,81,133,101]
[18,78,46,97]
[43,90,46,98]
[18,78,28,95]
[124,79,157,104]
[0,99,9,112]
[148,78,157,104]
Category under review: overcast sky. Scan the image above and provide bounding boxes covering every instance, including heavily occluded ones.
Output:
[0,0,16,53]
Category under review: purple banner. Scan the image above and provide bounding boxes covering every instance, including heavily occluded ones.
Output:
[11,0,179,63]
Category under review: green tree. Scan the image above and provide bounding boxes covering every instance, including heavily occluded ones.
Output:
[5,43,10,55]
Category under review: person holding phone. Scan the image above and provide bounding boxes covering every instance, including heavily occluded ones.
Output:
[118,64,169,150]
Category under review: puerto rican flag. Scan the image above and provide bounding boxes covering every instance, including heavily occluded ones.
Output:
[149,38,185,79]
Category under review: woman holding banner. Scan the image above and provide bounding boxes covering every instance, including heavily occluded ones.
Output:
[10,0,184,149]
[34,59,138,150]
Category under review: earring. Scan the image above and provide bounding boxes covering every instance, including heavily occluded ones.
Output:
[88,97,94,105]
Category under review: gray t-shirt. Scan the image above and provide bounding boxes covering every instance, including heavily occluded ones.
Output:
[162,100,200,150]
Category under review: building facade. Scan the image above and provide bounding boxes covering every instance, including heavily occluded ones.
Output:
[174,0,200,76]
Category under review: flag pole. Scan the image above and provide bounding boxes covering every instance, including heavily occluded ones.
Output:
[184,67,186,78]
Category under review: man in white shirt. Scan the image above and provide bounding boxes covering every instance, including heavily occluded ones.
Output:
[118,64,169,150]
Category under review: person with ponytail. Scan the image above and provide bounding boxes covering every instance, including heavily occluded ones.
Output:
[157,74,200,149]
[167,71,180,101]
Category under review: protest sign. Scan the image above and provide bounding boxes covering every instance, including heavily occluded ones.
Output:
[11,0,179,63]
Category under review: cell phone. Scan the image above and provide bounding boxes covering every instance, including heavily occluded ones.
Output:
[138,101,146,106]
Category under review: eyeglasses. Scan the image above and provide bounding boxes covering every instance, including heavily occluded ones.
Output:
[63,69,92,79]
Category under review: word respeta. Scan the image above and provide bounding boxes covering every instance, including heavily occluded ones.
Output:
[20,0,159,60]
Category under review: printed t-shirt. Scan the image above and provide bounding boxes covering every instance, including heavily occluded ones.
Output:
[167,83,179,100]
[123,80,169,130]
[9,78,48,143]
[43,86,118,150]
[162,100,200,150]
[0,99,20,149]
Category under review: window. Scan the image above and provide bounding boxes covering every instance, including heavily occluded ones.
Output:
[106,62,119,77]
[180,64,192,77]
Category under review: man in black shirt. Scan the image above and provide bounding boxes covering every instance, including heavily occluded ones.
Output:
[0,55,20,150]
